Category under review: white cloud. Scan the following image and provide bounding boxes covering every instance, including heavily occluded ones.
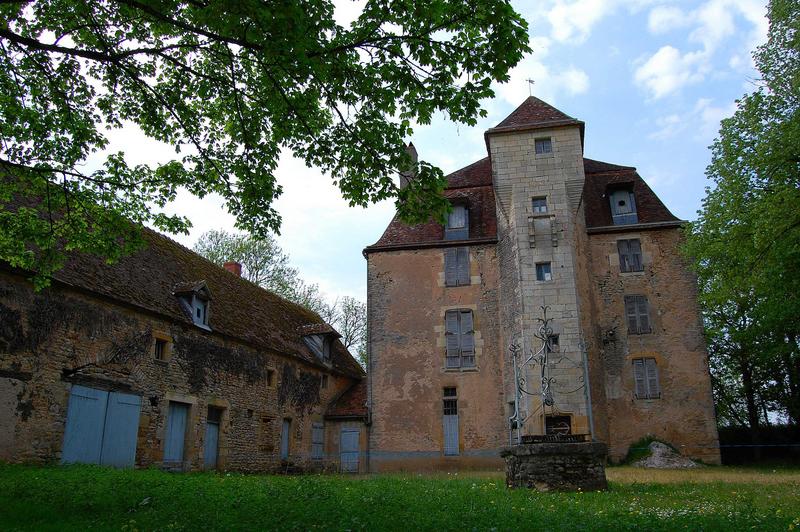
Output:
[647,5,690,34]
[634,46,709,99]
[547,0,615,43]
[649,98,736,140]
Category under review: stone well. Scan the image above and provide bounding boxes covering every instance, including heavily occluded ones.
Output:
[501,441,608,491]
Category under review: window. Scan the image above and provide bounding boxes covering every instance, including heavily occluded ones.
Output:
[153,338,168,361]
[266,369,276,387]
[444,247,470,287]
[175,283,212,330]
[633,358,661,399]
[311,422,324,460]
[536,262,552,282]
[618,239,643,272]
[445,205,469,240]
[304,334,332,362]
[443,388,458,415]
[609,189,638,225]
[549,334,560,352]
[624,295,651,334]
[445,310,475,369]
[442,388,458,456]
[532,197,548,214]
[321,374,328,390]
[535,137,553,155]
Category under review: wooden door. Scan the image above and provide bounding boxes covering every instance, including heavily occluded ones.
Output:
[164,402,189,465]
[340,428,360,473]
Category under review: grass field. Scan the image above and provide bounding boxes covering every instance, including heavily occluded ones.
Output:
[0,463,798,531]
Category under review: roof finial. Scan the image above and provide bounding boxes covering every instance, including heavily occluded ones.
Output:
[526,78,535,96]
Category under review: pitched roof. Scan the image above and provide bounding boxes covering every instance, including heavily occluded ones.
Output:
[325,379,367,419]
[365,158,497,252]
[581,160,681,229]
[488,96,583,133]
[32,227,364,379]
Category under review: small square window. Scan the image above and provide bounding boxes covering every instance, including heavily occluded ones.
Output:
[154,338,167,361]
[266,369,276,387]
[536,262,552,282]
[535,138,552,155]
[549,334,559,351]
[443,387,457,397]
[532,197,548,214]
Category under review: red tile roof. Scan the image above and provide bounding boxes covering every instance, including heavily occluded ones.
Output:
[326,379,367,419]
[582,159,681,228]
[28,227,365,379]
[488,96,583,133]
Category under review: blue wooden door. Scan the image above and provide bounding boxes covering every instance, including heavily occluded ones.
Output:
[443,414,459,456]
[62,385,108,464]
[164,402,189,464]
[280,419,290,460]
[204,421,219,469]
[100,392,141,468]
[340,428,360,473]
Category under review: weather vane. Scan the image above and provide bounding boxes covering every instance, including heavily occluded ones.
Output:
[526,78,535,96]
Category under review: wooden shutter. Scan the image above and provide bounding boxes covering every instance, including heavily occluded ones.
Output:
[637,296,650,333]
[633,359,647,399]
[629,239,642,271]
[645,358,660,398]
[624,296,639,333]
[460,311,475,367]
[445,311,461,368]
[444,248,457,286]
[617,240,631,272]
[456,247,470,286]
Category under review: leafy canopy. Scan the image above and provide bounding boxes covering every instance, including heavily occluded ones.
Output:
[0,0,529,284]
[684,0,800,426]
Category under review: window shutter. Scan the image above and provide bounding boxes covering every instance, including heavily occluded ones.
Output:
[460,311,475,367]
[624,296,639,333]
[456,247,470,286]
[645,358,660,398]
[633,359,647,399]
[617,240,630,272]
[444,249,457,286]
[630,239,642,271]
[445,311,461,368]
[637,296,650,333]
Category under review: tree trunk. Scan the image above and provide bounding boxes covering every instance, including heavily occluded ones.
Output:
[739,354,762,460]
[784,334,800,425]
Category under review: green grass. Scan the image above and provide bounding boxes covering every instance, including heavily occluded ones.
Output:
[0,464,799,531]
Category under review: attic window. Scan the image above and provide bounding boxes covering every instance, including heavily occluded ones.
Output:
[445,204,469,240]
[174,282,212,330]
[609,188,638,225]
[535,137,553,155]
[304,334,332,362]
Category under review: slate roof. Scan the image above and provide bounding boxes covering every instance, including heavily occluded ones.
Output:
[487,96,583,134]
[29,227,365,379]
[582,158,681,229]
[326,379,367,419]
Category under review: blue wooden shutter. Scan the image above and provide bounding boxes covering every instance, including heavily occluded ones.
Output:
[617,240,631,272]
[444,248,458,286]
[164,402,189,464]
[340,428,360,472]
[100,391,141,468]
[443,412,459,456]
[61,385,108,465]
[637,296,650,333]
[633,359,647,399]
[460,311,475,367]
[645,358,660,398]
[445,206,469,240]
[624,296,639,333]
[280,419,290,460]
[204,421,219,469]
[630,239,643,271]
[456,247,470,286]
[445,311,461,368]
[311,422,324,459]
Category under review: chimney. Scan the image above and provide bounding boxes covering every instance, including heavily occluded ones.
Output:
[223,261,242,277]
[399,142,418,189]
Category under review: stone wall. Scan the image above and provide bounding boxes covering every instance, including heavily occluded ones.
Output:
[0,271,363,471]
[583,228,720,463]
[367,245,505,471]
[501,441,608,491]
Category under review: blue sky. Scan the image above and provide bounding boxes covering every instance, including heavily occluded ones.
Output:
[98,0,769,303]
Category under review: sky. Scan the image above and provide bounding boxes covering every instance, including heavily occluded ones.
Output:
[93,0,769,303]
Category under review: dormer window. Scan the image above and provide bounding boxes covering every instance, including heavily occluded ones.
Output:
[304,334,332,362]
[609,188,638,225]
[173,281,212,330]
[445,204,469,240]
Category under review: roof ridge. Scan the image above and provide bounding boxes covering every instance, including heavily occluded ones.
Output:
[493,96,579,130]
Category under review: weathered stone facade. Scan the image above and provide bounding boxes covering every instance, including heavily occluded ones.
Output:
[365,97,720,471]
[501,441,608,491]
[0,229,368,472]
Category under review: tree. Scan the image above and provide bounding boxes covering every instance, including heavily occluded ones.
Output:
[327,296,367,367]
[0,0,529,285]
[684,0,800,427]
